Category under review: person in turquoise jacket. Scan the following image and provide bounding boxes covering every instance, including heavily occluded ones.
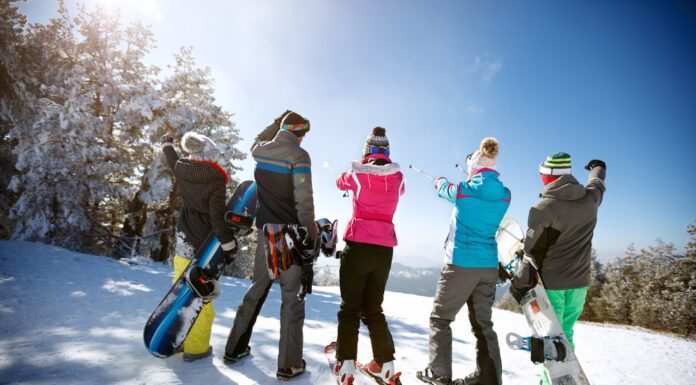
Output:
[418,137,510,385]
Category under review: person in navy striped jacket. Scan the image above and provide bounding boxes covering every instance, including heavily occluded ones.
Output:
[224,110,316,381]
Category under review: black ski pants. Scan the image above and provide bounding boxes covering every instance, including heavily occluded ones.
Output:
[336,240,395,363]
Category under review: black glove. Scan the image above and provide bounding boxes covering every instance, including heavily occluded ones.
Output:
[509,259,538,303]
[515,248,524,260]
[584,159,606,170]
[509,281,527,303]
[160,133,173,144]
[498,262,512,282]
[221,246,238,265]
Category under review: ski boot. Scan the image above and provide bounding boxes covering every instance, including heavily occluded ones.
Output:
[277,359,306,381]
[222,346,251,365]
[335,359,356,385]
[364,360,402,385]
[416,367,451,385]
[184,265,220,303]
[182,346,212,362]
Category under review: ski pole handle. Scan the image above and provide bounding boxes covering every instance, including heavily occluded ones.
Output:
[409,164,435,181]
[322,161,339,176]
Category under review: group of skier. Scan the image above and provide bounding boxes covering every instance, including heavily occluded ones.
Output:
[159,109,606,385]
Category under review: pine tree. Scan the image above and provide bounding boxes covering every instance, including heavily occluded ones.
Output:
[0,0,27,238]
[8,2,158,251]
[579,249,604,321]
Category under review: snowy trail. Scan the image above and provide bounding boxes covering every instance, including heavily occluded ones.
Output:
[0,240,694,385]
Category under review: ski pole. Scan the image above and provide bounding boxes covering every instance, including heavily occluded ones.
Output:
[455,163,468,176]
[323,162,349,197]
[409,164,435,181]
[322,161,339,176]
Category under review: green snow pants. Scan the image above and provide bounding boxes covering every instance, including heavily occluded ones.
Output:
[541,287,588,385]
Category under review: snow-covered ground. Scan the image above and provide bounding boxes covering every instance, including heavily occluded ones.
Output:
[0,240,694,385]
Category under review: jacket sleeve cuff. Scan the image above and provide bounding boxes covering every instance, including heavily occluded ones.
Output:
[221,240,237,251]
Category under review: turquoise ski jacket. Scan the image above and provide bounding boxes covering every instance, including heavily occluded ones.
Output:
[436,168,511,268]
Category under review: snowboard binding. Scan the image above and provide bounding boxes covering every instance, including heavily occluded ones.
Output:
[506,332,567,364]
[185,265,221,303]
[225,211,255,235]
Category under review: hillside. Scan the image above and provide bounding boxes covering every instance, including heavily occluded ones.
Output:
[0,241,694,384]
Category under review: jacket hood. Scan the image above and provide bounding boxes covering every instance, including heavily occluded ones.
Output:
[350,159,402,192]
[175,159,227,185]
[541,174,586,200]
[351,159,400,176]
[467,169,508,201]
[274,128,301,146]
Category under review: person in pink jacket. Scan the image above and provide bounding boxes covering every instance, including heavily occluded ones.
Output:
[332,127,406,385]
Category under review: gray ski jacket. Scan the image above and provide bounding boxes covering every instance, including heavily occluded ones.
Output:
[251,124,317,240]
[513,166,606,291]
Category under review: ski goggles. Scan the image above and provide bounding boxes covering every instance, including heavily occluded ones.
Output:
[283,122,310,132]
[538,163,572,176]
[368,145,390,157]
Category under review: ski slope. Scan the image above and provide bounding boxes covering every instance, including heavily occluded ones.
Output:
[0,240,694,385]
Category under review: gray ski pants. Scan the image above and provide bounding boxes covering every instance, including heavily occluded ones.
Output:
[428,265,502,385]
[224,231,305,369]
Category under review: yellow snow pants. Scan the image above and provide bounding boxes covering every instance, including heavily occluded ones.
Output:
[173,255,215,355]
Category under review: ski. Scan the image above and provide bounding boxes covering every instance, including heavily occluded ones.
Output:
[325,342,355,385]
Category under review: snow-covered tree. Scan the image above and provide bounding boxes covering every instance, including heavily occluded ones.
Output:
[579,249,605,321]
[0,0,27,238]
[8,2,159,250]
[123,46,245,262]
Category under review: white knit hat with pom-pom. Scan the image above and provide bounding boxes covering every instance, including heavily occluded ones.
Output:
[182,132,220,162]
[466,137,499,174]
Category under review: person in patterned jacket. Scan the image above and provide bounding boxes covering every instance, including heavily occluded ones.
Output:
[224,110,316,381]
[160,131,237,362]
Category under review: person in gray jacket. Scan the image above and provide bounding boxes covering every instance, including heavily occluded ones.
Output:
[510,152,606,385]
[223,110,317,381]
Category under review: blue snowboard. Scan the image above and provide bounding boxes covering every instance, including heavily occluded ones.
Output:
[144,180,257,358]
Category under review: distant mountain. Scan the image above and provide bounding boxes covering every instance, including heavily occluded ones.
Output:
[314,261,509,302]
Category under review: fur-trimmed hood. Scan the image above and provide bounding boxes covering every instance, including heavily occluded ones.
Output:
[350,160,401,176]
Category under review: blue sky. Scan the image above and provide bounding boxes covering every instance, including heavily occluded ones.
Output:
[21,0,696,266]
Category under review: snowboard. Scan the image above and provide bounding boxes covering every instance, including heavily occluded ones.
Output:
[496,217,591,385]
[143,180,257,358]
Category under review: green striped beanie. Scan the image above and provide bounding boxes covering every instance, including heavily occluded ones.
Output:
[539,152,572,176]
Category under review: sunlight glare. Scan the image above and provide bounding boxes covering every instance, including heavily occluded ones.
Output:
[94,0,164,22]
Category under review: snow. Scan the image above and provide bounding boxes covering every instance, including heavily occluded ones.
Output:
[0,240,694,385]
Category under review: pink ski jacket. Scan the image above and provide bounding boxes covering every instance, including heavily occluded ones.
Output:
[336,154,405,248]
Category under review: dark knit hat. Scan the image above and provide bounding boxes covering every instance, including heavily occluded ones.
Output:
[279,110,310,137]
[363,127,390,158]
[539,152,572,176]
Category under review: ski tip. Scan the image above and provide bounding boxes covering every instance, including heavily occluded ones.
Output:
[322,161,329,168]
